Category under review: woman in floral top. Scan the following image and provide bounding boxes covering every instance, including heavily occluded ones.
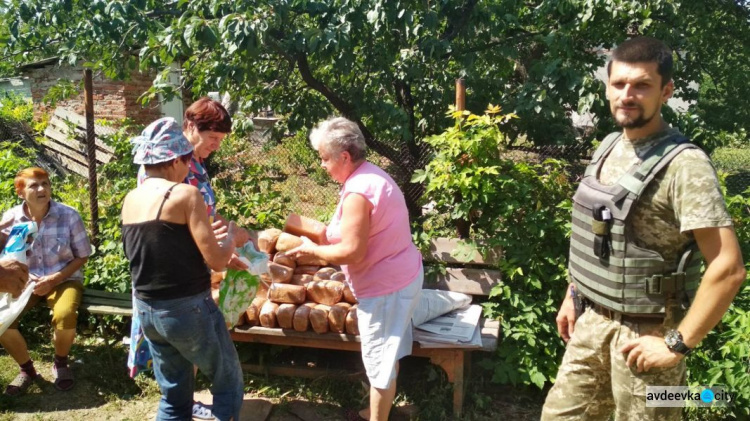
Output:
[133,98,251,420]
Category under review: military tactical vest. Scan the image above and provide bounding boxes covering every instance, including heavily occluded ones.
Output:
[569,132,703,315]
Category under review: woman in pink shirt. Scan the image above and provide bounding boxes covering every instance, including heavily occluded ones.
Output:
[288,117,423,421]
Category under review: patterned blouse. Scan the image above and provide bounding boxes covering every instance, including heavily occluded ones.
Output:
[1,201,92,281]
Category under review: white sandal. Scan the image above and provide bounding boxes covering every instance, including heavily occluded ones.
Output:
[192,401,215,420]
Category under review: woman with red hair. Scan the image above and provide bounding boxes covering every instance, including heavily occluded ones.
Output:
[133,98,252,419]
[0,167,92,395]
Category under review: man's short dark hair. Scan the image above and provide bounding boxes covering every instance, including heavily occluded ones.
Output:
[607,37,674,86]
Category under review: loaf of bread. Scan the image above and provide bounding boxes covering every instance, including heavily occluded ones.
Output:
[210,271,225,287]
[294,265,321,275]
[269,262,294,284]
[284,214,328,245]
[259,301,280,328]
[313,267,336,281]
[235,310,247,326]
[330,271,346,282]
[268,283,307,304]
[260,272,272,287]
[306,280,345,305]
[297,254,328,267]
[276,303,298,329]
[345,305,359,335]
[342,283,357,304]
[275,233,304,252]
[256,282,269,299]
[273,252,297,269]
[291,274,313,286]
[310,304,331,334]
[245,296,267,327]
[293,302,317,332]
[258,228,282,253]
[328,302,351,333]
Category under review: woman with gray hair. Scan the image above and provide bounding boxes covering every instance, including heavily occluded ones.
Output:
[289,117,423,421]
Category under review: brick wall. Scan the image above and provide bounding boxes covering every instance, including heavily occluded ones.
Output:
[25,63,162,125]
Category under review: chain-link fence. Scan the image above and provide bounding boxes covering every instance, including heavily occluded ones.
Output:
[3,113,748,222]
[252,131,748,221]
[0,117,25,142]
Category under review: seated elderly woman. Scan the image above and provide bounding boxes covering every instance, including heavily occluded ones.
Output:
[288,117,423,421]
[122,118,245,421]
[0,167,92,395]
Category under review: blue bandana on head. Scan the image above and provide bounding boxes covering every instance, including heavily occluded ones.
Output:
[131,117,193,165]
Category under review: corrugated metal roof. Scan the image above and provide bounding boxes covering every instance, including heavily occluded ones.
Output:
[18,57,60,70]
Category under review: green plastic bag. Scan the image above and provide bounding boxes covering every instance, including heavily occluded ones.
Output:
[218,241,269,329]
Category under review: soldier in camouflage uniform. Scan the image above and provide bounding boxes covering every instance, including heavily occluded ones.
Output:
[541,37,746,420]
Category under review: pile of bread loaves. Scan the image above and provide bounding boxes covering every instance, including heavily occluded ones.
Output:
[242,216,359,335]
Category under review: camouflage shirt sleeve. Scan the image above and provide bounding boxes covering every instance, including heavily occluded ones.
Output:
[666,149,733,233]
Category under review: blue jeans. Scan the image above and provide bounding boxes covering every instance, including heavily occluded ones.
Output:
[135,291,244,421]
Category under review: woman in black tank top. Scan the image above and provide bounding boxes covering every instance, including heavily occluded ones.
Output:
[122,118,245,421]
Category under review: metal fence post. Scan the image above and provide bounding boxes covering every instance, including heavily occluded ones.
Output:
[84,69,99,248]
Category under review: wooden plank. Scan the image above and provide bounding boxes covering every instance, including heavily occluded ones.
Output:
[41,148,88,177]
[50,109,116,154]
[231,326,362,351]
[232,317,500,352]
[46,117,113,163]
[231,332,363,351]
[427,268,501,296]
[81,304,133,317]
[81,297,132,309]
[83,289,130,300]
[240,363,360,380]
[422,237,502,265]
[42,129,111,166]
[54,108,115,153]
[43,128,87,162]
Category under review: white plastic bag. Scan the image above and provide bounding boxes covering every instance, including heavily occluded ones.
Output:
[0,282,36,336]
[412,289,472,327]
[0,221,37,336]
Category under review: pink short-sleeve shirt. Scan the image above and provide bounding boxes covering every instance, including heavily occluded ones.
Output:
[326,162,422,298]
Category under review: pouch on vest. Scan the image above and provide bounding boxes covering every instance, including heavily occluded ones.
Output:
[591,204,612,259]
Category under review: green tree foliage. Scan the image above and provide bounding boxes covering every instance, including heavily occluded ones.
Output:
[415,107,575,389]
[1,1,748,186]
[685,187,750,419]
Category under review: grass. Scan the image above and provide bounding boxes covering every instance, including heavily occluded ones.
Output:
[0,327,161,419]
[1,324,544,420]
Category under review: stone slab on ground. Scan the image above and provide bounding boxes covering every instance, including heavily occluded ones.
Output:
[193,391,273,421]
[286,399,346,420]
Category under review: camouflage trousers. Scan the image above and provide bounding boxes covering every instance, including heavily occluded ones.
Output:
[541,306,686,421]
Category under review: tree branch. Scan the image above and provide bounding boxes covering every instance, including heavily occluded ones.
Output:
[393,79,418,152]
[440,0,479,42]
[295,52,400,163]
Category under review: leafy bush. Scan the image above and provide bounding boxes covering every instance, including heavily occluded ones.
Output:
[0,142,35,213]
[684,186,750,420]
[414,107,574,389]
[711,146,750,173]
[82,121,140,294]
[417,107,750,419]
[0,92,33,123]
[210,132,292,230]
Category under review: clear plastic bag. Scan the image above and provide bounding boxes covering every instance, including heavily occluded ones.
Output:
[218,242,270,329]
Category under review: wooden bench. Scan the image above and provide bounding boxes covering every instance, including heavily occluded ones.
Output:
[231,238,502,418]
[80,289,132,317]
